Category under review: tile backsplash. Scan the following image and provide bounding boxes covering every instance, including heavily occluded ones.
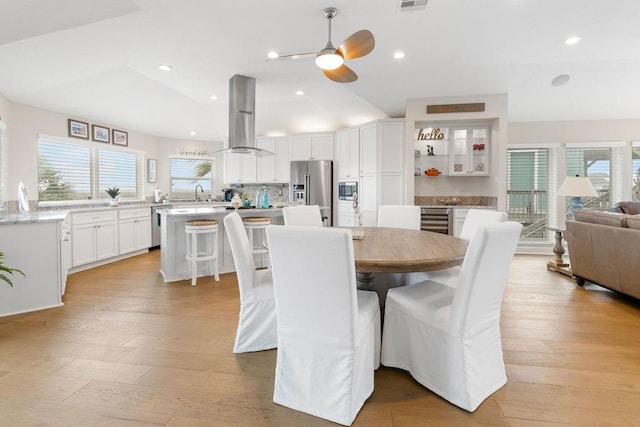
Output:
[228,184,289,204]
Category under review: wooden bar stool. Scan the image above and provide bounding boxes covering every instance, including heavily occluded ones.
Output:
[185,219,219,286]
[243,216,271,268]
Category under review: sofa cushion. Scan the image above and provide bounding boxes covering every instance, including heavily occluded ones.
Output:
[572,209,627,227]
[613,201,640,215]
[625,214,640,230]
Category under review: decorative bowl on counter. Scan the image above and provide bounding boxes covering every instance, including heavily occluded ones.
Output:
[425,168,441,176]
[439,198,462,206]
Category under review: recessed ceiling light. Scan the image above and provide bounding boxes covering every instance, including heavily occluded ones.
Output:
[209,95,218,100]
[189,131,196,136]
[551,74,571,86]
[296,90,304,96]
[157,64,173,71]
[393,51,405,59]
[267,51,279,59]
[565,36,581,45]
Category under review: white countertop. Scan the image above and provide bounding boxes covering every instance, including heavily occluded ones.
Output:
[157,206,284,216]
[0,210,70,225]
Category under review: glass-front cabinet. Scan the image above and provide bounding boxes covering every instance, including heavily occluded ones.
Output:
[449,126,489,176]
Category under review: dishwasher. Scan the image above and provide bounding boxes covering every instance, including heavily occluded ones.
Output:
[420,207,453,234]
[151,205,168,248]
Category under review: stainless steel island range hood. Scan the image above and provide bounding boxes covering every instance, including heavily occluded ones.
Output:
[218,74,273,157]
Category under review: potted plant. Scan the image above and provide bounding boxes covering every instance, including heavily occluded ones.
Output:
[106,187,120,206]
[0,252,25,287]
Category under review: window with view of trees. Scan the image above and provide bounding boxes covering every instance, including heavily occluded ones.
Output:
[37,136,143,202]
[632,145,640,201]
[169,157,213,199]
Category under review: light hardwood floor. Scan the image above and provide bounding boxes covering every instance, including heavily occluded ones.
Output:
[1,251,639,426]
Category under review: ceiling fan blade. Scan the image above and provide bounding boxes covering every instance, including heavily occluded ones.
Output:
[337,30,375,60]
[323,64,358,83]
[267,52,319,61]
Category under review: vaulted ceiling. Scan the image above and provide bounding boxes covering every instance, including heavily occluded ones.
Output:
[1,0,639,141]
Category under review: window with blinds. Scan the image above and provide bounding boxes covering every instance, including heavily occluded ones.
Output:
[632,144,640,201]
[565,146,622,210]
[98,150,139,199]
[170,157,213,199]
[38,136,143,202]
[507,148,551,240]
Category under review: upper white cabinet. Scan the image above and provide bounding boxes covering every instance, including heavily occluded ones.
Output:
[336,128,360,180]
[449,126,490,176]
[290,133,334,161]
[224,151,257,183]
[256,137,290,183]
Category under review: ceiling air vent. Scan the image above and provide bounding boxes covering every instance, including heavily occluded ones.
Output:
[399,0,428,12]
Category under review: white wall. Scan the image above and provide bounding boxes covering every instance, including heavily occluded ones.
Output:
[1,98,223,204]
[509,119,640,144]
[404,94,508,209]
[155,136,224,199]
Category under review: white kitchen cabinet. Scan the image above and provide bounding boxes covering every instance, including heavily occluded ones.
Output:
[359,123,377,176]
[256,137,290,182]
[452,207,498,237]
[453,208,470,238]
[0,217,67,317]
[336,128,360,180]
[60,215,71,295]
[289,133,334,161]
[338,200,357,227]
[449,126,490,176]
[119,208,151,254]
[224,151,257,183]
[334,119,405,227]
[359,175,378,227]
[72,211,118,267]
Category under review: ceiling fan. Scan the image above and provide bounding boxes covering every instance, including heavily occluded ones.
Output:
[269,7,375,83]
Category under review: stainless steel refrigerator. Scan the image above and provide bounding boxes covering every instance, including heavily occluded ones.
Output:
[290,160,333,226]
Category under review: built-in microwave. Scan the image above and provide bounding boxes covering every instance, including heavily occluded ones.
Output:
[338,181,358,201]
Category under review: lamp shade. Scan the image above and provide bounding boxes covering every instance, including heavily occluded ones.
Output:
[557,175,599,197]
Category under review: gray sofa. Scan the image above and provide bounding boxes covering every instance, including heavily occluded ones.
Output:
[564,208,640,300]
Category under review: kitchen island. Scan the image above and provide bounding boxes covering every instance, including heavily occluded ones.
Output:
[157,206,284,283]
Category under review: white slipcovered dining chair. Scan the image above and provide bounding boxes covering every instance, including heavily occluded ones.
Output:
[282,205,323,227]
[377,205,421,230]
[266,225,380,426]
[223,212,277,353]
[408,209,509,287]
[381,221,522,412]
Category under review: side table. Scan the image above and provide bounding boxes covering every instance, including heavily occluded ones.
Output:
[546,228,573,277]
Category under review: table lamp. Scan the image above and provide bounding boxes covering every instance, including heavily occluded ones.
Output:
[557,175,599,219]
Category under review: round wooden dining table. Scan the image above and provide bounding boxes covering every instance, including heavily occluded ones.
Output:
[349,227,468,289]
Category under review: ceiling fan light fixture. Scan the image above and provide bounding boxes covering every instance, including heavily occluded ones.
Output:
[316,52,344,70]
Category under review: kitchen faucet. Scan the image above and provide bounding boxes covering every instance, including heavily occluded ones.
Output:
[195,184,204,201]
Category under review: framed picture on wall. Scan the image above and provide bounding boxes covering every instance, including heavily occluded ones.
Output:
[68,119,89,139]
[91,125,110,143]
[112,129,128,146]
[147,158,157,183]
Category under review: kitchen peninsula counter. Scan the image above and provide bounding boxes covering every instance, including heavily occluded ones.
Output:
[157,206,284,283]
